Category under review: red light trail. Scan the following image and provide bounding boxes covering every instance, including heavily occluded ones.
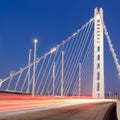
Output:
[0,94,116,113]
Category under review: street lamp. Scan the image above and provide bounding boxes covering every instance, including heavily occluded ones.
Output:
[34,39,38,44]
[32,39,38,96]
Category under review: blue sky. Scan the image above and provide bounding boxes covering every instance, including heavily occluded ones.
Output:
[0,0,120,94]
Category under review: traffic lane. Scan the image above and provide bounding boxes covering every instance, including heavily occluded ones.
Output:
[0,102,115,120]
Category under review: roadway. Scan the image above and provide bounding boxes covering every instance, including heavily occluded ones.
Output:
[0,94,118,120]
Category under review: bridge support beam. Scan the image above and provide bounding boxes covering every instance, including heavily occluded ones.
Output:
[92,8,105,99]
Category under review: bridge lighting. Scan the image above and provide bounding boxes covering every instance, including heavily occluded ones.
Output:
[73,32,77,36]
[50,47,57,53]
[34,39,38,43]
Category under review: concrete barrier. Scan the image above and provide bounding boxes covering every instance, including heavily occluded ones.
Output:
[117,101,120,120]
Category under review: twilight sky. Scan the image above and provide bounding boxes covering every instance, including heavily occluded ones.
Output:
[0,0,120,94]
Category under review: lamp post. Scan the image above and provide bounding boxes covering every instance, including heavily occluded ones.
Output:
[0,79,2,88]
[79,63,81,96]
[61,51,64,97]
[27,49,31,93]
[53,62,55,96]
[32,39,38,96]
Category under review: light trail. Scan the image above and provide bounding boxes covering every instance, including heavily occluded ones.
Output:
[0,94,116,113]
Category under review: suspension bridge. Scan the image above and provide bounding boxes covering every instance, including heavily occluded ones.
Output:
[0,8,119,99]
[1,7,120,120]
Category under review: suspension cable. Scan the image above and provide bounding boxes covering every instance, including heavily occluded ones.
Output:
[103,21,120,78]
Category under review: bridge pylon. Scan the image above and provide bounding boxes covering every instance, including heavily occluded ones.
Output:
[92,8,105,99]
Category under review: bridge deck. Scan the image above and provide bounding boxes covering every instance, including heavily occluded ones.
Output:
[0,94,116,112]
[0,94,117,120]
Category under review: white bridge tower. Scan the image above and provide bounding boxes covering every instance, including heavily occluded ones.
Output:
[92,8,105,98]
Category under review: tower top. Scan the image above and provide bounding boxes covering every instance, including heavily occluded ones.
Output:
[94,8,103,20]
[95,8,103,12]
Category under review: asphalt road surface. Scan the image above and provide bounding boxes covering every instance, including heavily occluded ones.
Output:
[0,102,117,120]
